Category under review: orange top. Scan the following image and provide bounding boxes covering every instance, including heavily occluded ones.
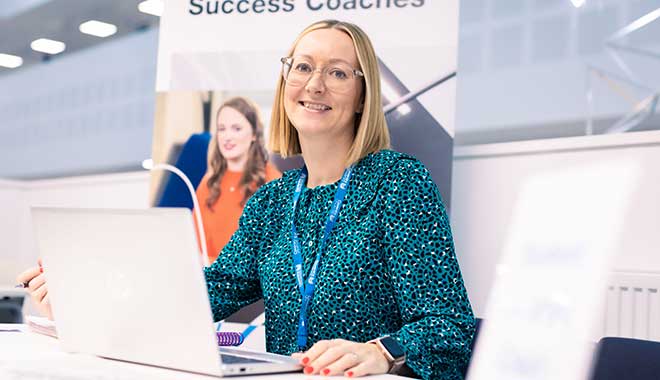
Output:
[194,162,281,264]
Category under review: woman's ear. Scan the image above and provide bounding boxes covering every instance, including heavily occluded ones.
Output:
[356,90,365,114]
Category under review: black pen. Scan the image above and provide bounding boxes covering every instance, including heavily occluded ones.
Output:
[16,262,42,288]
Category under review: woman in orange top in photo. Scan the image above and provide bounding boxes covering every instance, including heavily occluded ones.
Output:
[196,97,281,264]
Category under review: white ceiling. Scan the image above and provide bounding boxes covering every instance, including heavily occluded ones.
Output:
[0,0,159,76]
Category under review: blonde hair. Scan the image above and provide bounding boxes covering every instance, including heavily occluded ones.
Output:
[268,19,390,167]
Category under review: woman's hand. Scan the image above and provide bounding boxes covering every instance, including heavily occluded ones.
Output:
[16,260,53,320]
[291,339,390,377]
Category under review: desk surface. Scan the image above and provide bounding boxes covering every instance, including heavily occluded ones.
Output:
[0,324,405,379]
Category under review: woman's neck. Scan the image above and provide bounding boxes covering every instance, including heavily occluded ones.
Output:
[226,154,248,173]
[299,131,353,188]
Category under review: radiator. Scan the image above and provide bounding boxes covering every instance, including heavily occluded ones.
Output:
[599,272,660,341]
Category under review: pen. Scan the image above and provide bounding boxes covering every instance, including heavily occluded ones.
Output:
[15,261,43,288]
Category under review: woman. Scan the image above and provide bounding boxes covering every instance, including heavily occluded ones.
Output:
[195,97,280,264]
[200,20,475,379]
[18,20,474,379]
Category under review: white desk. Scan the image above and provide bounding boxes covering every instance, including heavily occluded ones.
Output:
[0,325,405,379]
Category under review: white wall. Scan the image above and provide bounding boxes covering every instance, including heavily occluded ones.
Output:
[0,172,150,287]
[0,179,30,283]
[452,130,660,316]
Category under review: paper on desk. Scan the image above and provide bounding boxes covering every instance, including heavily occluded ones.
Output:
[26,315,57,338]
[0,324,27,333]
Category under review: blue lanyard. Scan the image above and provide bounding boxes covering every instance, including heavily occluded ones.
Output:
[291,165,353,349]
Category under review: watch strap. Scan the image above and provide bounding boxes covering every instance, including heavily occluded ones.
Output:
[368,336,406,374]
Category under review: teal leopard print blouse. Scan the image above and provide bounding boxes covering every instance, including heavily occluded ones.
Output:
[204,150,475,379]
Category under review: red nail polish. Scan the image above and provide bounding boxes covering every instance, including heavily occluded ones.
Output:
[39,267,43,273]
[302,357,310,365]
[304,366,314,374]
[346,371,354,378]
[322,368,330,376]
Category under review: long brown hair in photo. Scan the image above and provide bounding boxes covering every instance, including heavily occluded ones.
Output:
[206,97,268,209]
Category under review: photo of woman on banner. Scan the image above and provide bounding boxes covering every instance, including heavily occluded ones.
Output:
[195,96,281,264]
[18,19,474,380]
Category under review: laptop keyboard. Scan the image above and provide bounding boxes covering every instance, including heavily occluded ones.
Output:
[220,353,270,365]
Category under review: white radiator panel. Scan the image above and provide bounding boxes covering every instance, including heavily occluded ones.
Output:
[601,272,660,342]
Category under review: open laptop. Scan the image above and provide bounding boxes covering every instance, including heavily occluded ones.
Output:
[31,207,301,377]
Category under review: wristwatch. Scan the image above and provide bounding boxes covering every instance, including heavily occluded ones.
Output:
[368,336,406,374]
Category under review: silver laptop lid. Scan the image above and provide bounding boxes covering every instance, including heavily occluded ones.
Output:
[32,207,222,376]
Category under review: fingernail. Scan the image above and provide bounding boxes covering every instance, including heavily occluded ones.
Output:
[304,366,314,374]
[322,368,330,376]
[301,357,310,365]
[40,267,43,273]
[346,371,354,378]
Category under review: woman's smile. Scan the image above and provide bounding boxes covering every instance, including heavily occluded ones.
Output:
[299,100,332,112]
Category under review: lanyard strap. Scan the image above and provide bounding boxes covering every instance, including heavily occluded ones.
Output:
[291,166,353,349]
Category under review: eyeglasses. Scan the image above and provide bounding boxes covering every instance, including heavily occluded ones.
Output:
[280,56,364,93]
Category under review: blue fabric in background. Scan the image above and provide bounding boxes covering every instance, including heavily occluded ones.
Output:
[157,132,211,210]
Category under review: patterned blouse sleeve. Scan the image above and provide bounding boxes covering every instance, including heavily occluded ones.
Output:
[380,157,475,380]
[202,186,267,322]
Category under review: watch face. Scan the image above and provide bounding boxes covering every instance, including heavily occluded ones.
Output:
[380,336,405,359]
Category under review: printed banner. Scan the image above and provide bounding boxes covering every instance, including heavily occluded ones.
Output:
[151,0,459,234]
